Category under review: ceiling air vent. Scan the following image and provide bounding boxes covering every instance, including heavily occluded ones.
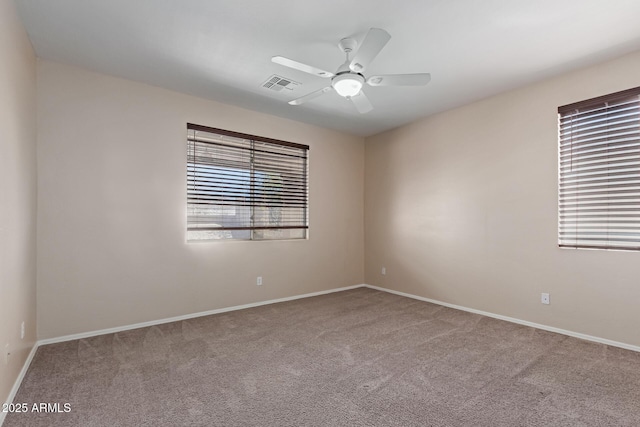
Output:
[262,75,300,92]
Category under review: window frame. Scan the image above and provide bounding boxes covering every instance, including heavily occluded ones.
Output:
[186,123,309,242]
[557,86,640,251]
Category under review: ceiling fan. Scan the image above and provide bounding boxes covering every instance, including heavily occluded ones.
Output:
[272,28,431,114]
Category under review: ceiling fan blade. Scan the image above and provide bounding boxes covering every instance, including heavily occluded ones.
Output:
[272,56,334,78]
[288,86,333,106]
[350,91,373,114]
[367,73,431,87]
[349,28,391,73]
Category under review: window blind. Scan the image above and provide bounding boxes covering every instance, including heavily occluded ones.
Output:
[558,86,640,250]
[187,123,309,241]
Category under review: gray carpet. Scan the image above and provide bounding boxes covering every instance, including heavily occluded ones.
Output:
[5,287,640,426]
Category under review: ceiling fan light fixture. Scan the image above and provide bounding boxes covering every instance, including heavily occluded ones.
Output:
[332,73,364,97]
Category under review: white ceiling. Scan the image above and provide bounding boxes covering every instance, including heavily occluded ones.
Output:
[15,0,640,137]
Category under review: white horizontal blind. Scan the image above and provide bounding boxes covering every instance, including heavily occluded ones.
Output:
[187,123,309,241]
[558,87,640,250]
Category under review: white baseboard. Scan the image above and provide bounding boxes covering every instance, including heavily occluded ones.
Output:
[0,343,38,426]
[364,284,640,353]
[38,284,365,346]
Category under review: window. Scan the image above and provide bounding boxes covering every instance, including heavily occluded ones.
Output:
[187,123,309,241]
[558,86,640,250]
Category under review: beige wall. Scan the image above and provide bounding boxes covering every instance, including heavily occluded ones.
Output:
[37,61,364,339]
[0,0,38,405]
[365,50,640,347]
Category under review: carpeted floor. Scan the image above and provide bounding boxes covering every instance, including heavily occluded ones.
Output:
[5,287,640,426]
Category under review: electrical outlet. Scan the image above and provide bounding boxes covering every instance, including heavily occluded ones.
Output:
[541,293,550,305]
[257,276,263,286]
[21,321,25,340]
[381,267,386,275]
